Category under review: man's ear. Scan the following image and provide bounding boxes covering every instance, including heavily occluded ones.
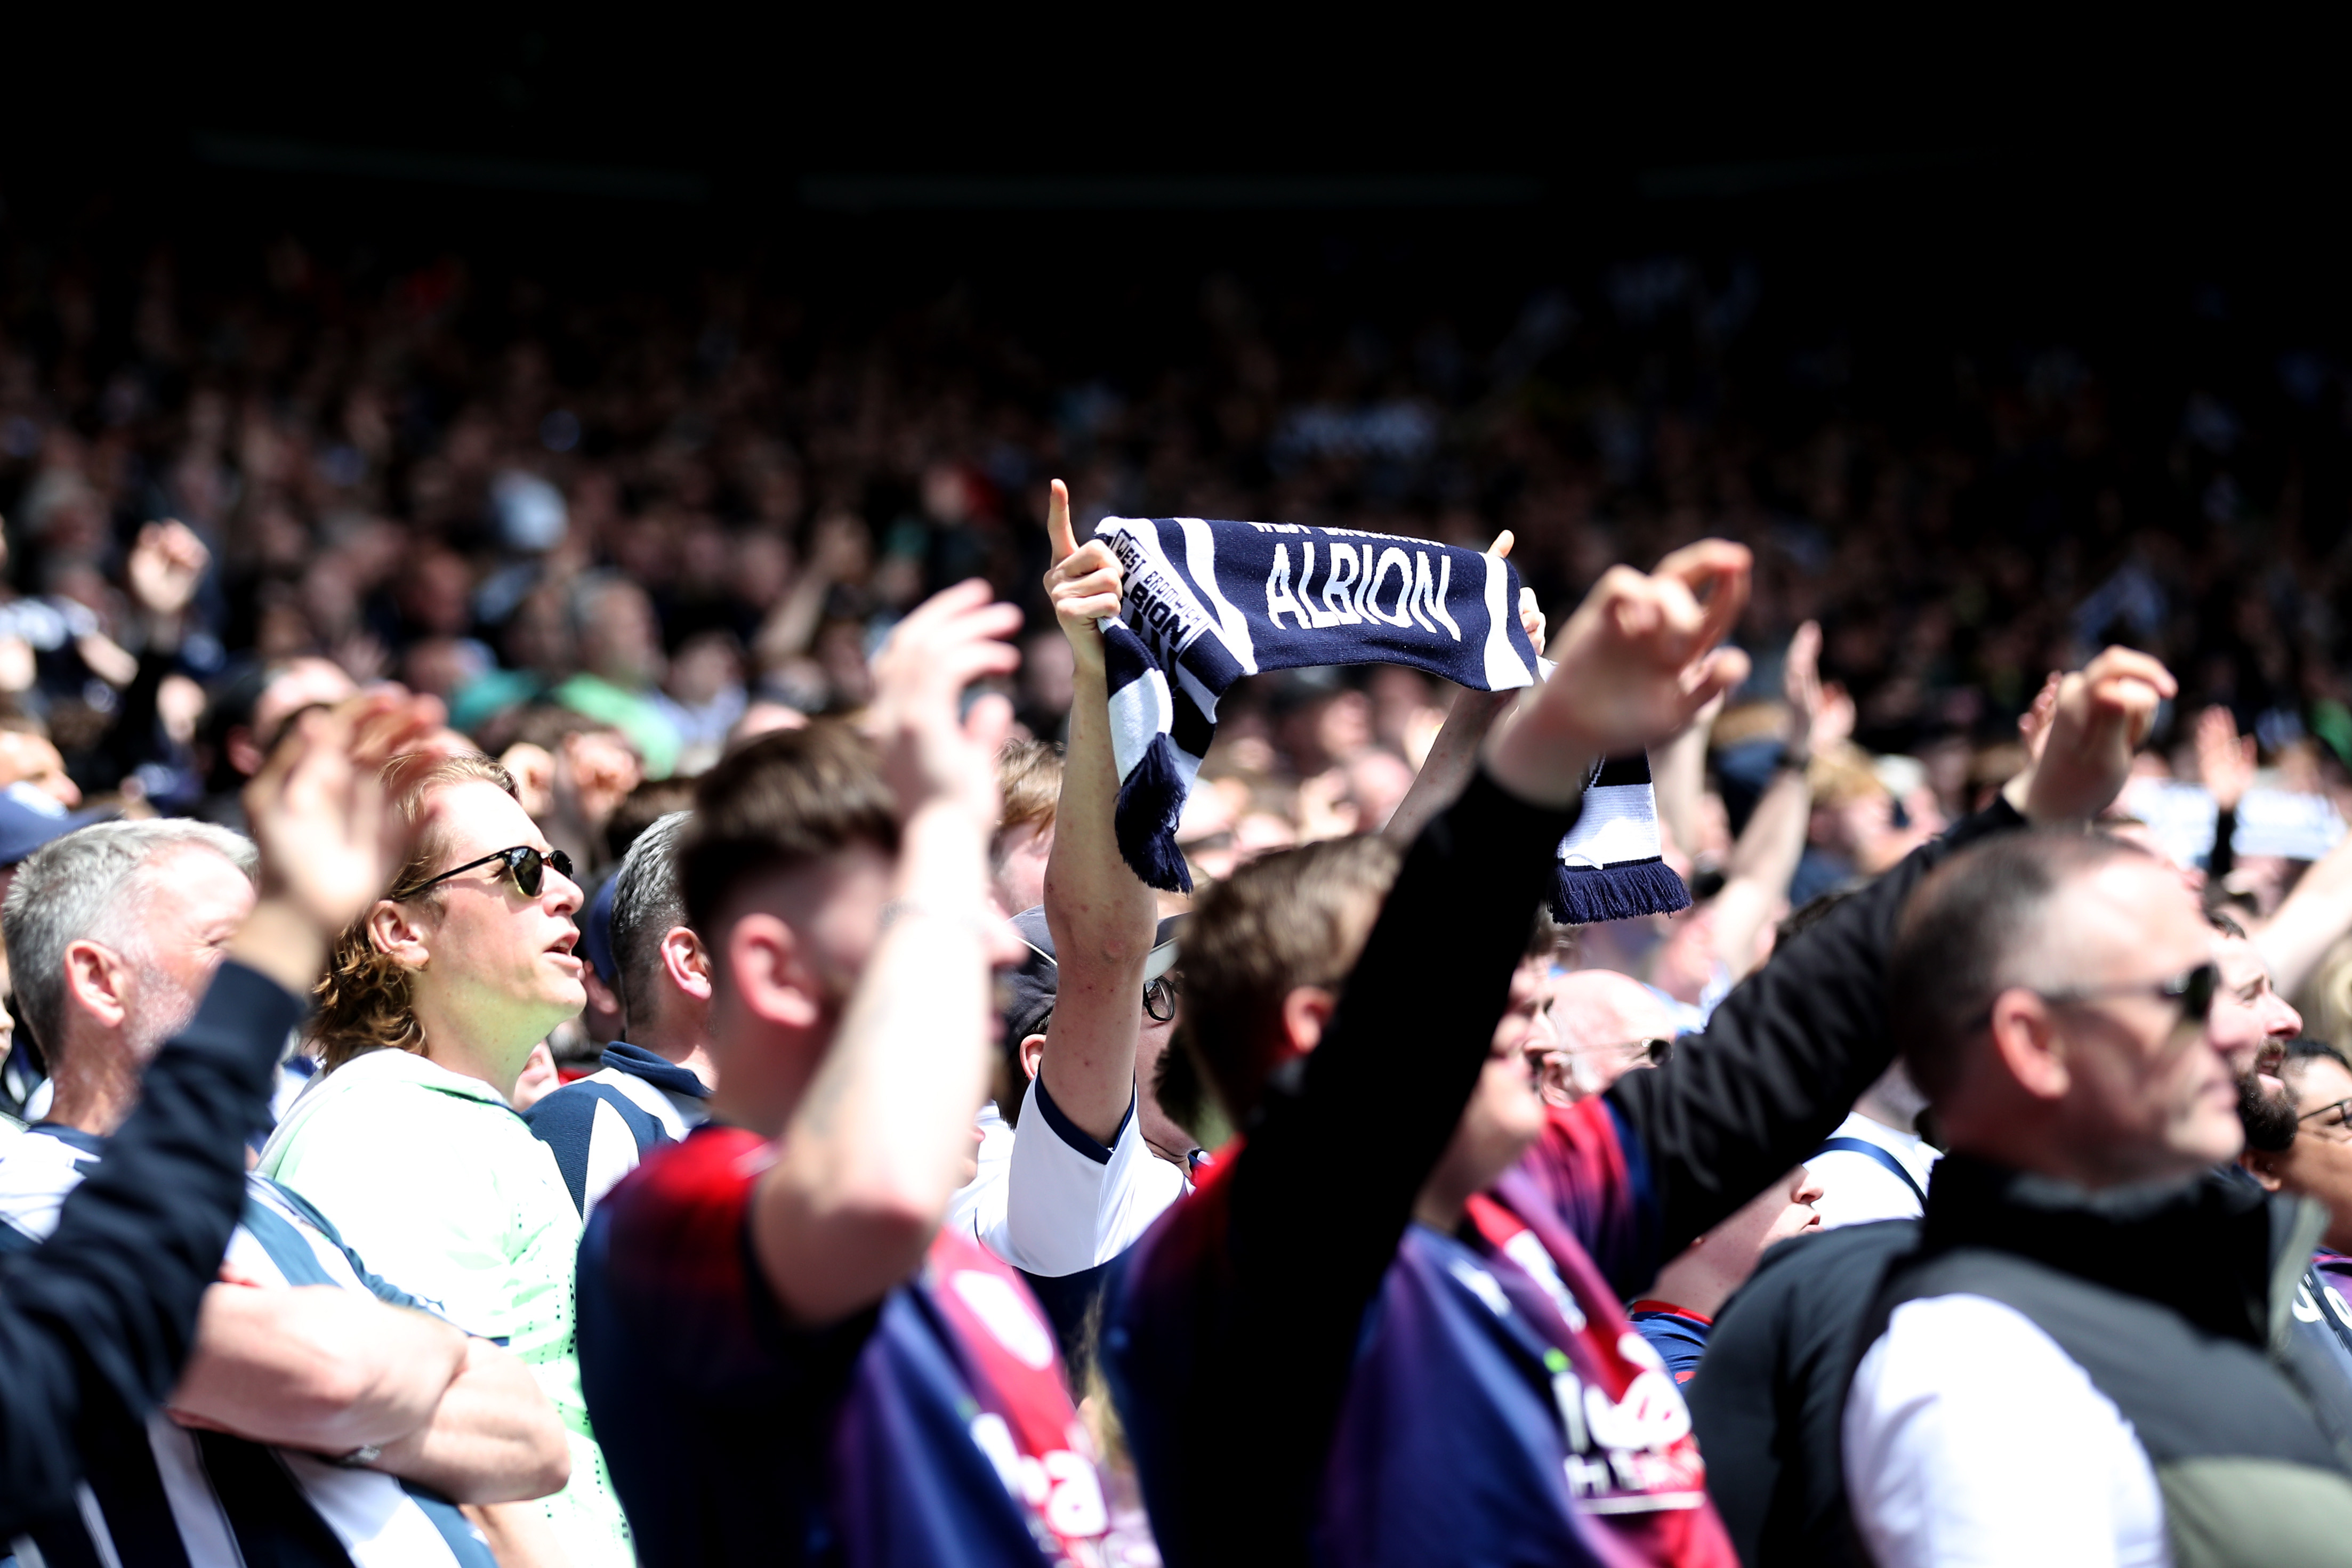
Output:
[1535,1049,1577,1109]
[365,898,432,972]
[726,912,825,1030]
[1986,989,2068,1101]
[661,926,713,1003]
[225,725,264,781]
[1278,985,1338,1061]
[62,939,132,1031]
[1019,1032,1048,1081]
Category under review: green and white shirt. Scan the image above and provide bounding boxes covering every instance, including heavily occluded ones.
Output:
[259,1046,632,1568]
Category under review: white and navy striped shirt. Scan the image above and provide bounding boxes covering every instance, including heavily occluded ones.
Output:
[0,1125,496,1568]
[521,1044,709,1218]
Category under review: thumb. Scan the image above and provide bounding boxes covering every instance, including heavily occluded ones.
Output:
[1488,529,1516,560]
[1046,479,1077,563]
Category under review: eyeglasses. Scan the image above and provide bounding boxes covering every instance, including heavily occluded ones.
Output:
[2300,1098,2352,1139]
[1145,974,1181,1023]
[2037,962,2220,1027]
[1574,1037,1673,1067]
[399,845,575,901]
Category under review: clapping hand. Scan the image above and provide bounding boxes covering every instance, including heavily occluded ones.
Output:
[1485,540,1753,807]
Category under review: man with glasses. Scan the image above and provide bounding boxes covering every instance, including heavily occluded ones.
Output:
[1539,968,1678,1104]
[1841,829,2352,1565]
[259,751,633,1568]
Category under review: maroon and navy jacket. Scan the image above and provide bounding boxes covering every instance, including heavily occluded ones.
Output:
[1103,774,2027,1568]
[577,1124,1114,1567]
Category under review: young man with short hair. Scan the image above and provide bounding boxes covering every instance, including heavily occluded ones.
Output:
[1107,541,1782,1566]
[576,581,1122,1565]
[526,810,713,1216]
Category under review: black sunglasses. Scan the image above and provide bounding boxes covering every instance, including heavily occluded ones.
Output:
[399,845,575,901]
[2039,961,2220,1026]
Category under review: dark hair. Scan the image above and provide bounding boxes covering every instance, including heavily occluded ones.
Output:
[2284,1036,2352,1080]
[1889,830,2156,1103]
[1177,834,1400,1123]
[678,722,899,936]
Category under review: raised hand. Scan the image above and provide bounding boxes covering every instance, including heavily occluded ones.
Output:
[2017,671,2062,763]
[1484,540,1753,807]
[127,519,211,622]
[229,690,446,993]
[1489,530,1548,657]
[2010,646,2176,826]
[1782,619,1851,758]
[1042,478,1122,675]
[2194,704,2256,812]
[865,579,1023,831]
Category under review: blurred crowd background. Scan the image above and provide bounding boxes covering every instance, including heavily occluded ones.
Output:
[5,29,2351,1063]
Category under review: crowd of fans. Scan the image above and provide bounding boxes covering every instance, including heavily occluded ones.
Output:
[8,225,2352,1566]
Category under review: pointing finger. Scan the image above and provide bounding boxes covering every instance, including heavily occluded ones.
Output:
[1046,479,1077,564]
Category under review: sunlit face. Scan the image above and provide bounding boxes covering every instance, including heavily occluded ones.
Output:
[1437,959,1557,1200]
[992,819,1053,919]
[2289,1055,2352,1142]
[2208,933,2302,1082]
[118,846,255,1061]
[2040,860,2243,1179]
[402,782,587,1045]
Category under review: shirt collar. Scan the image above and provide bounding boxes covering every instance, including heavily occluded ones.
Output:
[602,1041,712,1099]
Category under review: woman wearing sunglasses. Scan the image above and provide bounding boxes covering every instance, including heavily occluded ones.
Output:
[258,750,632,1568]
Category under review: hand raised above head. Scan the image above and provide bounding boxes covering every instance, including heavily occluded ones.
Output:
[865,579,1023,830]
[2009,645,2176,826]
[1042,479,1122,670]
[244,689,448,940]
[1484,539,1753,807]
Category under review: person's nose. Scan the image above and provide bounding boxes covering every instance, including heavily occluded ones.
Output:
[547,865,585,917]
[1795,1167,1826,1206]
[2266,993,2305,1040]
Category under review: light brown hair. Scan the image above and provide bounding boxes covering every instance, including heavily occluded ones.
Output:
[1176,834,1401,1123]
[994,737,1064,861]
[312,752,519,1070]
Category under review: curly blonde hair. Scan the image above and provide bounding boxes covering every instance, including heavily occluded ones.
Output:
[312,751,518,1070]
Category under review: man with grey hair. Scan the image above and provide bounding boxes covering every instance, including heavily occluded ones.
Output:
[1,815,570,1564]
[525,811,712,1215]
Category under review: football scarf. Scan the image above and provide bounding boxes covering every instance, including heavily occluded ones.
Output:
[1092,515,1688,923]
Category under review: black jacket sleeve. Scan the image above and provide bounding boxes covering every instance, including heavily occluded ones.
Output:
[0,960,305,1534]
[1605,798,2026,1272]
[1202,771,1576,1554]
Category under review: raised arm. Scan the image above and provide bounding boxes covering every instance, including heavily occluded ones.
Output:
[1382,531,1548,847]
[1035,479,1159,1142]
[0,693,439,1532]
[1607,646,2174,1270]
[1233,540,1754,1351]
[1707,621,1846,981]
[2254,828,2352,999]
[751,581,1025,1325]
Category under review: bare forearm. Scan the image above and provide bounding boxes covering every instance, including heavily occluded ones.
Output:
[761,805,996,1322]
[1040,656,1155,1138]
[1387,687,1513,845]
[1652,713,1709,863]
[174,1288,465,1453]
[2257,834,2352,998]
[369,1339,570,1503]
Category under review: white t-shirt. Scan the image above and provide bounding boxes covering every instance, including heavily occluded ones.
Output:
[1843,1294,2169,1567]
[945,1079,1190,1277]
[1810,1110,1941,1228]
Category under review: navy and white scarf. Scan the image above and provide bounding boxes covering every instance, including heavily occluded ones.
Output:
[1093,515,1688,924]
